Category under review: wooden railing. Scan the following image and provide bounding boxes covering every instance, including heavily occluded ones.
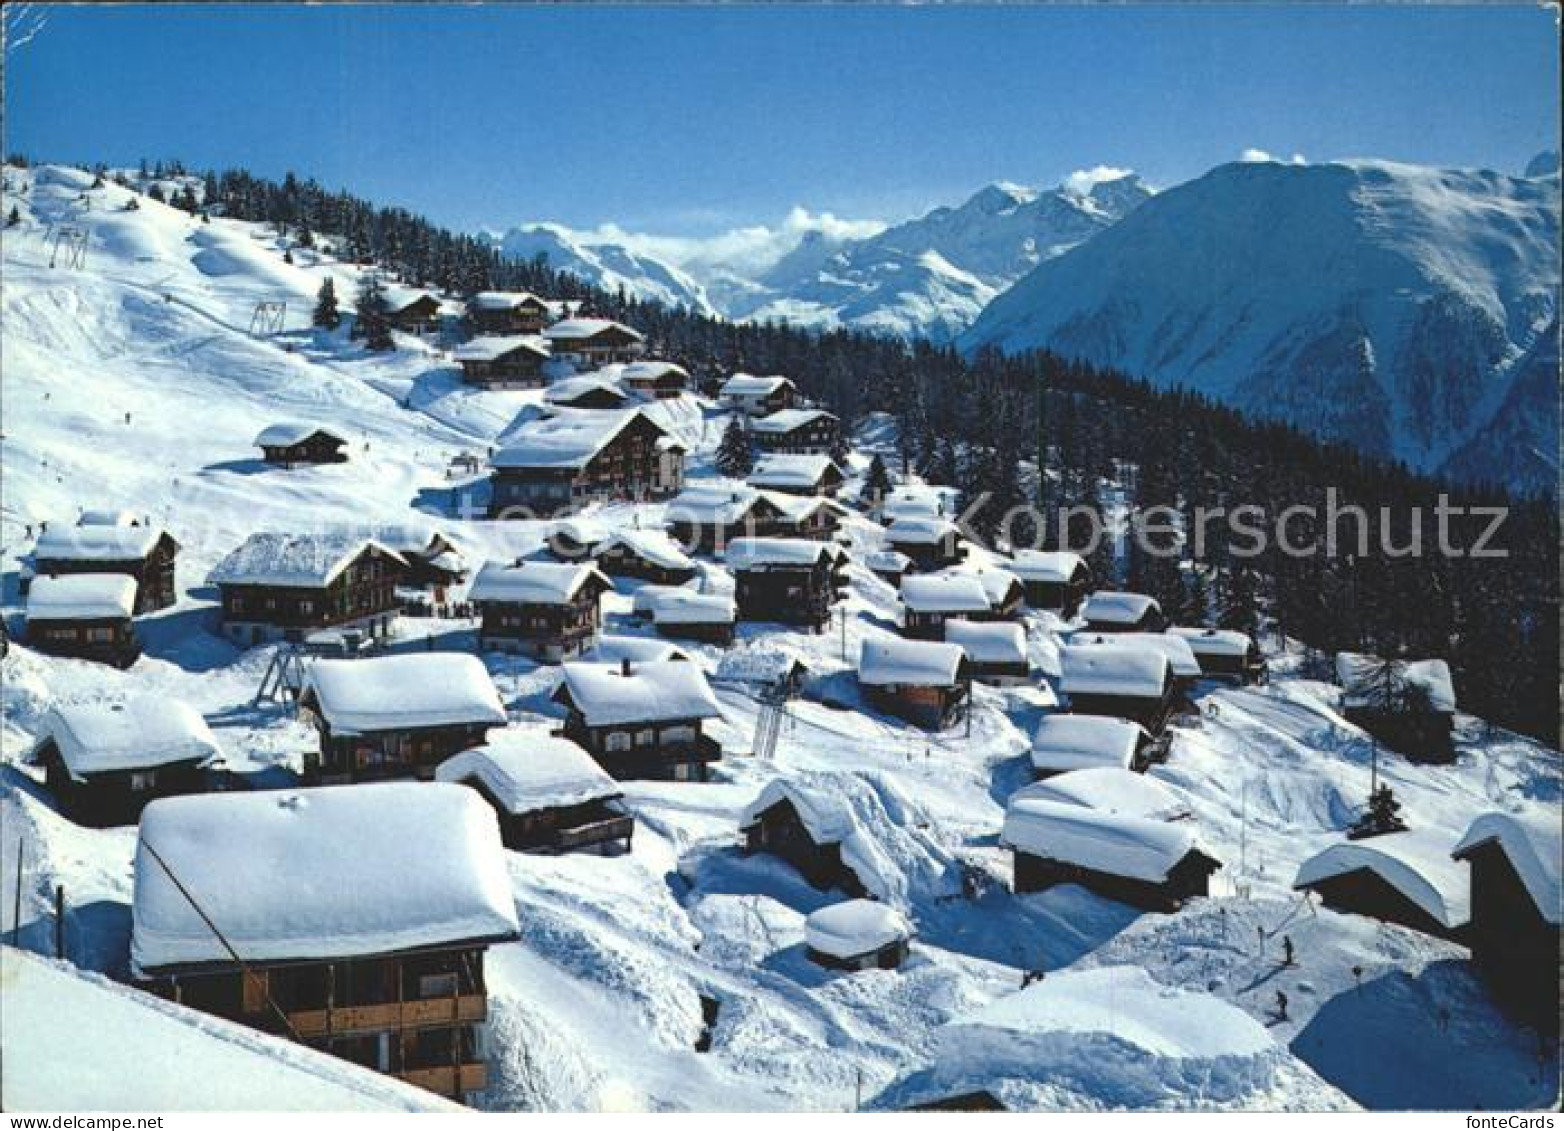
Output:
[397,1062,487,1096]
[289,993,486,1037]
[553,813,635,850]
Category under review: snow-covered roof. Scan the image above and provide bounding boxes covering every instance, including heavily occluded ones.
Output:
[1008,550,1087,584]
[33,523,167,562]
[452,334,549,362]
[739,771,959,906]
[1060,643,1171,699]
[1295,830,1472,930]
[804,900,913,960]
[542,318,643,343]
[650,589,736,626]
[1168,626,1256,658]
[864,550,912,574]
[556,660,721,726]
[303,654,506,734]
[944,619,1028,666]
[468,290,547,312]
[435,724,620,815]
[1012,769,1191,823]
[367,523,460,561]
[885,516,964,546]
[544,373,630,405]
[1029,715,1150,774]
[583,634,689,665]
[714,642,809,685]
[880,486,947,521]
[78,509,140,527]
[725,537,841,571]
[32,698,222,779]
[631,582,695,616]
[1,947,459,1113]
[208,532,405,589]
[766,492,840,524]
[379,284,439,313]
[664,482,765,525]
[131,783,520,974]
[1074,632,1202,679]
[253,422,346,448]
[720,372,794,397]
[26,573,136,621]
[751,408,835,434]
[1001,798,1213,882]
[1081,591,1161,625]
[899,573,992,614]
[747,454,842,490]
[620,360,689,383]
[469,559,610,606]
[491,409,662,470]
[1335,651,1457,713]
[598,528,696,571]
[858,634,968,688]
[1453,812,1562,926]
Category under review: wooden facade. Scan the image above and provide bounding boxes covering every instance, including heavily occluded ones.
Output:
[26,612,139,667]
[217,548,401,646]
[463,782,634,856]
[456,343,547,389]
[488,416,685,519]
[259,431,349,468]
[148,945,497,1102]
[864,678,969,731]
[468,296,550,335]
[546,324,644,365]
[385,294,443,334]
[554,694,722,782]
[300,712,498,786]
[752,412,841,456]
[1020,566,1092,616]
[31,533,179,613]
[1011,847,1220,912]
[622,365,688,399]
[595,543,697,586]
[474,578,609,661]
[1453,838,1561,1033]
[741,798,869,897]
[1341,705,1456,764]
[806,937,910,972]
[1295,868,1459,941]
[35,746,207,826]
[732,556,846,630]
[1066,685,1176,737]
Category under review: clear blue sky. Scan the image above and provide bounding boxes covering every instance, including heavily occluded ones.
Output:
[6,4,1558,233]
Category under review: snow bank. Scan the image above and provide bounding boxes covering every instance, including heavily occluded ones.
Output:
[804,899,913,960]
[1030,715,1150,774]
[303,653,506,734]
[26,573,136,620]
[0,947,458,1112]
[1453,812,1562,925]
[132,782,520,973]
[1294,830,1471,931]
[436,724,620,815]
[1002,798,1209,882]
[33,697,222,777]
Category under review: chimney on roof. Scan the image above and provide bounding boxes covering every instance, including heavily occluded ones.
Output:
[621,657,632,677]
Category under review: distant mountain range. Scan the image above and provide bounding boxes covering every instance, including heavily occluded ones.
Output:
[490,153,1559,489]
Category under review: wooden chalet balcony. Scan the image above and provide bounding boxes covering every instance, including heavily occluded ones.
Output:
[397,1061,487,1096]
[552,812,635,851]
[289,992,487,1037]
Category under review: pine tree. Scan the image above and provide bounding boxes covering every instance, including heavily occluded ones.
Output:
[283,248,295,265]
[859,454,892,510]
[356,275,394,351]
[147,183,166,203]
[715,418,753,478]
[5,206,18,228]
[312,279,341,329]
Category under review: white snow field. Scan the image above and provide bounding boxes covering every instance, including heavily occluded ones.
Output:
[1,164,1560,1111]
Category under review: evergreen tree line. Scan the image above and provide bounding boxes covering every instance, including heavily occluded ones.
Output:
[188,162,1559,742]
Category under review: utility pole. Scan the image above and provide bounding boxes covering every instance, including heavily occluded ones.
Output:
[11,838,23,945]
[54,885,64,959]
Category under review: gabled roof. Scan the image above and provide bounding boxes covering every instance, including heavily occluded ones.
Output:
[900,573,992,614]
[544,373,630,406]
[468,559,611,606]
[858,634,968,688]
[27,574,137,621]
[254,422,347,449]
[78,509,141,528]
[207,531,405,589]
[725,536,843,571]
[452,334,550,363]
[1081,591,1161,625]
[33,523,170,563]
[555,660,721,726]
[583,634,690,665]
[468,290,548,312]
[379,284,440,314]
[131,783,520,974]
[1335,651,1457,714]
[944,620,1028,666]
[720,372,794,397]
[1059,644,1171,699]
[620,360,689,383]
[1001,798,1215,882]
[664,483,770,526]
[302,654,506,734]
[751,408,836,434]
[490,408,667,470]
[885,516,964,546]
[1073,632,1202,679]
[436,724,620,815]
[649,589,736,626]
[1295,829,1472,930]
[1168,626,1255,658]
[747,454,843,490]
[1008,550,1088,584]
[32,698,222,779]
[1012,768,1190,823]
[597,529,696,572]
[805,900,913,960]
[1452,812,1562,926]
[1029,715,1150,774]
[542,318,643,343]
